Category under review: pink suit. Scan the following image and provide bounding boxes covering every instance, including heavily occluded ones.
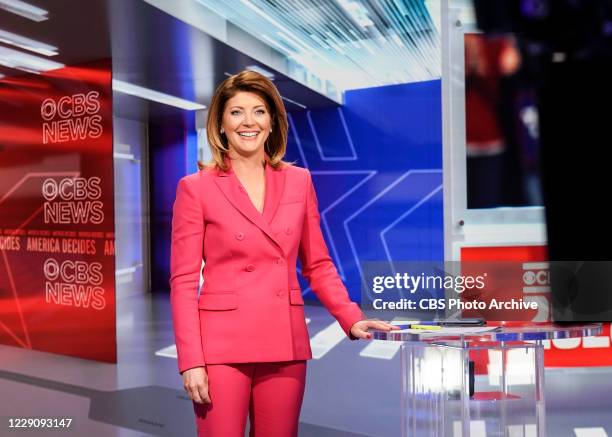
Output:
[170,161,364,436]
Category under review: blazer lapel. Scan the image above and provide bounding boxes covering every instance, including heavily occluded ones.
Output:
[213,163,285,254]
[263,162,285,225]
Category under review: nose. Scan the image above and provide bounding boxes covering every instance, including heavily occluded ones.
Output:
[243,113,254,126]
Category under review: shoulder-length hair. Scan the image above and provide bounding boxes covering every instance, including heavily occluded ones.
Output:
[202,70,289,171]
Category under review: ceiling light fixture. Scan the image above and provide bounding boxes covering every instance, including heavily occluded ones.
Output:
[112,79,207,111]
[239,0,285,30]
[337,0,374,28]
[0,29,58,56]
[260,34,296,56]
[0,0,48,22]
[245,64,275,80]
[277,31,318,57]
[0,46,63,73]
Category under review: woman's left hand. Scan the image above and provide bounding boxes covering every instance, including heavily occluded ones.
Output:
[350,319,400,340]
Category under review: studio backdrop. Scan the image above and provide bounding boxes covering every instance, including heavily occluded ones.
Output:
[0,59,116,363]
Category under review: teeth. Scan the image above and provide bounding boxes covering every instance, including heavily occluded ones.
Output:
[239,132,258,137]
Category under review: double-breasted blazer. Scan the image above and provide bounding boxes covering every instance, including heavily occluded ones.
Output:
[169,161,364,374]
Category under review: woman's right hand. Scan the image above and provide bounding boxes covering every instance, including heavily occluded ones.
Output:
[182,366,211,404]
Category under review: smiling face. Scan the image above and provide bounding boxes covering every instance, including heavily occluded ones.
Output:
[221,91,272,159]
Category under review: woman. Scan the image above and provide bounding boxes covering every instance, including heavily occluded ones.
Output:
[170,70,397,437]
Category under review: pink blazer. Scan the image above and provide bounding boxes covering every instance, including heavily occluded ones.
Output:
[169,161,364,374]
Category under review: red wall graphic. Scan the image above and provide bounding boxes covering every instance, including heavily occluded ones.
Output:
[461,246,612,367]
[0,59,116,363]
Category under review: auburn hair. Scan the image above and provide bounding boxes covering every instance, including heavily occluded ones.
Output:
[200,70,289,171]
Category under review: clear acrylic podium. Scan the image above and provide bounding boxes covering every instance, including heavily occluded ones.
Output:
[372,324,602,437]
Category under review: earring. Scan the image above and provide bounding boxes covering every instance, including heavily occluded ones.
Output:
[270,128,272,133]
[220,127,225,134]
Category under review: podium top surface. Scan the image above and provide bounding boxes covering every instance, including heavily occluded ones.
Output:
[371,323,603,343]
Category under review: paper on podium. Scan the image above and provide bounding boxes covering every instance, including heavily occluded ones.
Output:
[388,320,501,334]
[392,326,501,334]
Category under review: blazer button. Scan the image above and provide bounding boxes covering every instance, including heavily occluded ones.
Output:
[235,232,244,241]
[285,227,292,235]
[276,258,284,265]
[245,264,255,272]
[276,290,285,298]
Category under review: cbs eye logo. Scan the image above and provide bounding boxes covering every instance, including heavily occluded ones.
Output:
[523,270,549,286]
[522,263,550,294]
[40,91,103,144]
[40,91,100,121]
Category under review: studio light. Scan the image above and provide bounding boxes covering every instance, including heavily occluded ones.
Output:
[112,79,207,111]
[0,0,49,22]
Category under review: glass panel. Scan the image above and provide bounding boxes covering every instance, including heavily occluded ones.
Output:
[465,31,543,209]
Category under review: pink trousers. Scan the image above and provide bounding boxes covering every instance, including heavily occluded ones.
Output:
[192,360,307,437]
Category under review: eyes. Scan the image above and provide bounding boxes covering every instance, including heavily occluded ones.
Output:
[229,109,267,116]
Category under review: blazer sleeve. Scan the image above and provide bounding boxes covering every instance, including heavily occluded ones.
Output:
[298,169,365,339]
[169,175,206,374]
